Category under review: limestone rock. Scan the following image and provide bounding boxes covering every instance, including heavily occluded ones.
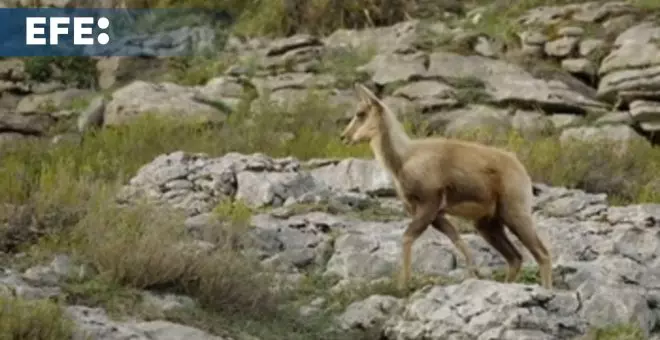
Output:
[630,100,660,132]
[425,51,607,113]
[103,81,226,126]
[392,80,459,111]
[598,22,660,102]
[560,124,649,146]
[16,89,92,114]
[357,51,428,87]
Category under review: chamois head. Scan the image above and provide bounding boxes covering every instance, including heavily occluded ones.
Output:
[340,84,384,145]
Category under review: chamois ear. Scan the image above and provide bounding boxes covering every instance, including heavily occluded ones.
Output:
[354,83,380,106]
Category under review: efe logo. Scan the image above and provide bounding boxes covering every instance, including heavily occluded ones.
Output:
[26,16,109,45]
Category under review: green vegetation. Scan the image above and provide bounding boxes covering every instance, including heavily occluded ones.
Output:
[123,0,416,37]
[296,272,456,313]
[0,296,74,340]
[24,57,97,88]
[164,54,258,86]
[0,78,658,338]
[230,0,415,37]
[274,201,405,222]
[62,277,149,317]
[456,0,660,57]
[453,126,660,205]
[319,47,376,89]
[491,266,541,285]
[445,76,494,104]
[462,0,574,43]
[0,92,371,339]
[163,34,375,87]
[581,323,646,340]
[4,1,660,338]
[58,271,375,340]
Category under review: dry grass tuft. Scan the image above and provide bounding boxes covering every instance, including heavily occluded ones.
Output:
[0,296,74,340]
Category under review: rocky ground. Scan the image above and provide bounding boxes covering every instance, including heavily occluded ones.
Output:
[119,152,660,340]
[1,1,660,340]
[2,151,660,339]
[0,1,659,146]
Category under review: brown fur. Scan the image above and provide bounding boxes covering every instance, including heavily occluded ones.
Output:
[340,83,553,290]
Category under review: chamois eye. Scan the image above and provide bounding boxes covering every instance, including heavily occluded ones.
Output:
[356,111,366,119]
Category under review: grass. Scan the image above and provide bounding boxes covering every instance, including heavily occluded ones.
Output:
[0,88,657,255]
[61,277,149,318]
[413,24,456,52]
[444,76,494,105]
[69,200,278,314]
[0,84,658,339]
[273,201,405,222]
[163,53,260,86]
[296,272,457,314]
[457,0,660,58]
[0,91,374,339]
[319,47,376,89]
[233,0,416,37]
[491,266,541,285]
[124,0,419,37]
[4,1,660,338]
[451,126,660,205]
[581,323,646,340]
[630,0,660,10]
[163,43,374,88]
[57,271,376,340]
[0,296,74,340]
[161,305,373,340]
[463,0,580,42]
[21,194,311,338]
[23,57,97,88]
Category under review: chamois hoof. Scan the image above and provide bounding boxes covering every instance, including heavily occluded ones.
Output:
[468,267,483,279]
[396,280,407,292]
[396,275,408,292]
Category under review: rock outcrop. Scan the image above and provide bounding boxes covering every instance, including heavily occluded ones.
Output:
[3,149,660,339]
[111,150,660,339]
[2,1,660,339]
[1,1,660,145]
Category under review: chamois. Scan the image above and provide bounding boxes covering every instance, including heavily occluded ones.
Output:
[339,83,553,290]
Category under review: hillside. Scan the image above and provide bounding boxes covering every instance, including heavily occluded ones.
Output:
[1,1,660,339]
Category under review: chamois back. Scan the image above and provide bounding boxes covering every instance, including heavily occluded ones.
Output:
[398,137,531,220]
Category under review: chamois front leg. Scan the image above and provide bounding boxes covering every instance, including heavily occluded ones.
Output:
[403,199,415,216]
[394,182,415,216]
[398,199,440,291]
[432,215,481,279]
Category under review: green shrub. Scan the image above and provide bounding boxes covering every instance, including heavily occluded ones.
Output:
[164,55,240,86]
[127,0,418,37]
[24,57,97,88]
[235,0,417,37]
[318,47,376,89]
[0,296,74,340]
[223,90,371,159]
[0,91,369,253]
[452,127,660,204]
[61,277,148,318]
[0,82,657,340]
[491,266,540,285]
[582,323,646,340]
[0,92,657,256]
[62,197,280,316]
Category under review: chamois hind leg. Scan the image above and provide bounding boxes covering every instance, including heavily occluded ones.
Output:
[475,217,522,283]
[398,199,439,291]
[499,206,553,289]
[431,215,481,278]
